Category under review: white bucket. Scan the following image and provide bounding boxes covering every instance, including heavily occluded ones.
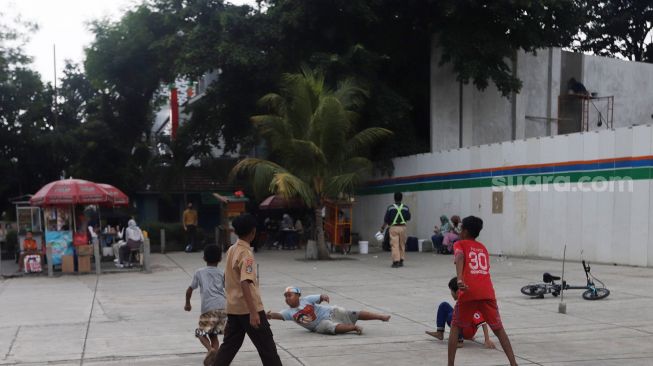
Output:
[359,241,369,254]
[418,239,425,252]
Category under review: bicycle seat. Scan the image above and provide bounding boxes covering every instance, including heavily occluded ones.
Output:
[543,273,560,283]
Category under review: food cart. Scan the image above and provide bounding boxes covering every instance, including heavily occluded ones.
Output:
[29,179,123,268]
[323,199,354,254]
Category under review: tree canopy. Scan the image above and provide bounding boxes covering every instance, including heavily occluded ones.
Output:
[577,0,653,62]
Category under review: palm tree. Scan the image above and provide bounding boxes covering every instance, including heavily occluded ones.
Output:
[231,66,393,259]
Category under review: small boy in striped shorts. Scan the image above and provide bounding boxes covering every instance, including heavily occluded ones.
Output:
[185,244,227,365]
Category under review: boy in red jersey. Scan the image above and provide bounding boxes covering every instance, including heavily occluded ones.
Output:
[449,216,518,366]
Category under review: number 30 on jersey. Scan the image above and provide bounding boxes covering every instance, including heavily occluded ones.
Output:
[468,252,488,271]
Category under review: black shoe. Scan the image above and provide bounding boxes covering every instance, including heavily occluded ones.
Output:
[391,262,400,268]
[399,260,404,267]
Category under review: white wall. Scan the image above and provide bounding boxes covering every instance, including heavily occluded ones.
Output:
[430,46,653,151]
[355,125,653,267]
[581,54,653,129]
[430,47,561,150]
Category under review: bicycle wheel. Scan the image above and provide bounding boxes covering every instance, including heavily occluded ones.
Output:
[582,287,610,300]
[521,284,547,297]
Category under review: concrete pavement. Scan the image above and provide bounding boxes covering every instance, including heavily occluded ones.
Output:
[1,248,652,365]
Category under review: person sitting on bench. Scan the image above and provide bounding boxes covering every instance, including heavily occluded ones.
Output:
[117,219,144,268]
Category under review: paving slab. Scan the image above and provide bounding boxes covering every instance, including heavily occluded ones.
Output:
[0,249,652,365]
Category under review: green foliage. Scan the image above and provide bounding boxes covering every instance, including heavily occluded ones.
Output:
[231,68,392,258]
[235,67,392,205]
[85,5,180,146]
[434,0,585,96]
[576,0,653,62]
[0,14,54,208]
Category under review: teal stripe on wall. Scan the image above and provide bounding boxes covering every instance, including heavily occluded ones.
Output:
[358,167,652,195]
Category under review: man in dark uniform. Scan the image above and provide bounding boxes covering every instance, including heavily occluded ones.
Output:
[380,192,411,268]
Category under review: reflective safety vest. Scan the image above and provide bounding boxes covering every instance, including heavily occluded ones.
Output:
[391,204,406,225]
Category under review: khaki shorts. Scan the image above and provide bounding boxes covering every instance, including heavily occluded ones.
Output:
[195,309,227,337]
[315,306,359,335]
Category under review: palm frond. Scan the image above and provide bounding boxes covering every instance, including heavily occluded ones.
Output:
[312,96,349,163]
[333,78,368,110]
[281,74,318,137]
[346,127,394,158]
[257,93,286,115]
[324,172,359,199]
[251,114,292,149]
[288,139,326,164]
[270,172,316,207]
[229,158,288,200]
[276,139,328,181]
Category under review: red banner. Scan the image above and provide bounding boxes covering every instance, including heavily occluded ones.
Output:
[170,86,179,140]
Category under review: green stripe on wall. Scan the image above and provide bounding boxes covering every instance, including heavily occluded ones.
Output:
[358,167,652,195]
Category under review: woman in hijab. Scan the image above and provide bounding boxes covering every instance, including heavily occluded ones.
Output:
[118,219,144,267]
[431,215,450,254]
[442,215,461,253]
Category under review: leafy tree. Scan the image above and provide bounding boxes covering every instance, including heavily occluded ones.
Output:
[151,0,284,154]
[577,0,653,62]
[80,5,186,192]
[432,0,585,96]
[0,15,53,212]
[85,5,180,146]
[148,0,584,161]
[231,68,392,259]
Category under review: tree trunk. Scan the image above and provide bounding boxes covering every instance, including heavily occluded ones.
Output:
[314,207,331,259]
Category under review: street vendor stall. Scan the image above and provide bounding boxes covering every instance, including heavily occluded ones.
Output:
[210,193,250,247]
[324,199,354,254]
[29,179,119,269]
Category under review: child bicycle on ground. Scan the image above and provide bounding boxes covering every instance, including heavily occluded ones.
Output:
[185,244,227,366]
[449,216,518,366]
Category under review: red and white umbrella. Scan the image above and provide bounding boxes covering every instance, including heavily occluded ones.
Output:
[29,179,111,206]
[97,183,129,206]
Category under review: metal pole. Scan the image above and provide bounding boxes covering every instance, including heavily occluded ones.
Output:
[46,244,53,277]
[143,237,151,273]
[0,240,3,277]
[160,229,166,254]
[215,226,219,249]
[93,239,101,275]
[559,244,567,314]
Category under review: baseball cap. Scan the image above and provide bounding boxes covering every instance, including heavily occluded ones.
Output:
[284,286,301,295]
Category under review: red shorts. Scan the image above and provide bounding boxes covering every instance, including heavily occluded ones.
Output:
[461,322,483,340]
[452,299,503,332]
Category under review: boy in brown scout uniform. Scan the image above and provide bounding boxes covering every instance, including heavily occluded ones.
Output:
[213,213,282,366]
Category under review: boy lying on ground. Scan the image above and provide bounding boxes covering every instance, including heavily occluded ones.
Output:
[267,287,391,335]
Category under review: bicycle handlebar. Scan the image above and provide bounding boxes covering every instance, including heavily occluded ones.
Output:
[582,260,592,282]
